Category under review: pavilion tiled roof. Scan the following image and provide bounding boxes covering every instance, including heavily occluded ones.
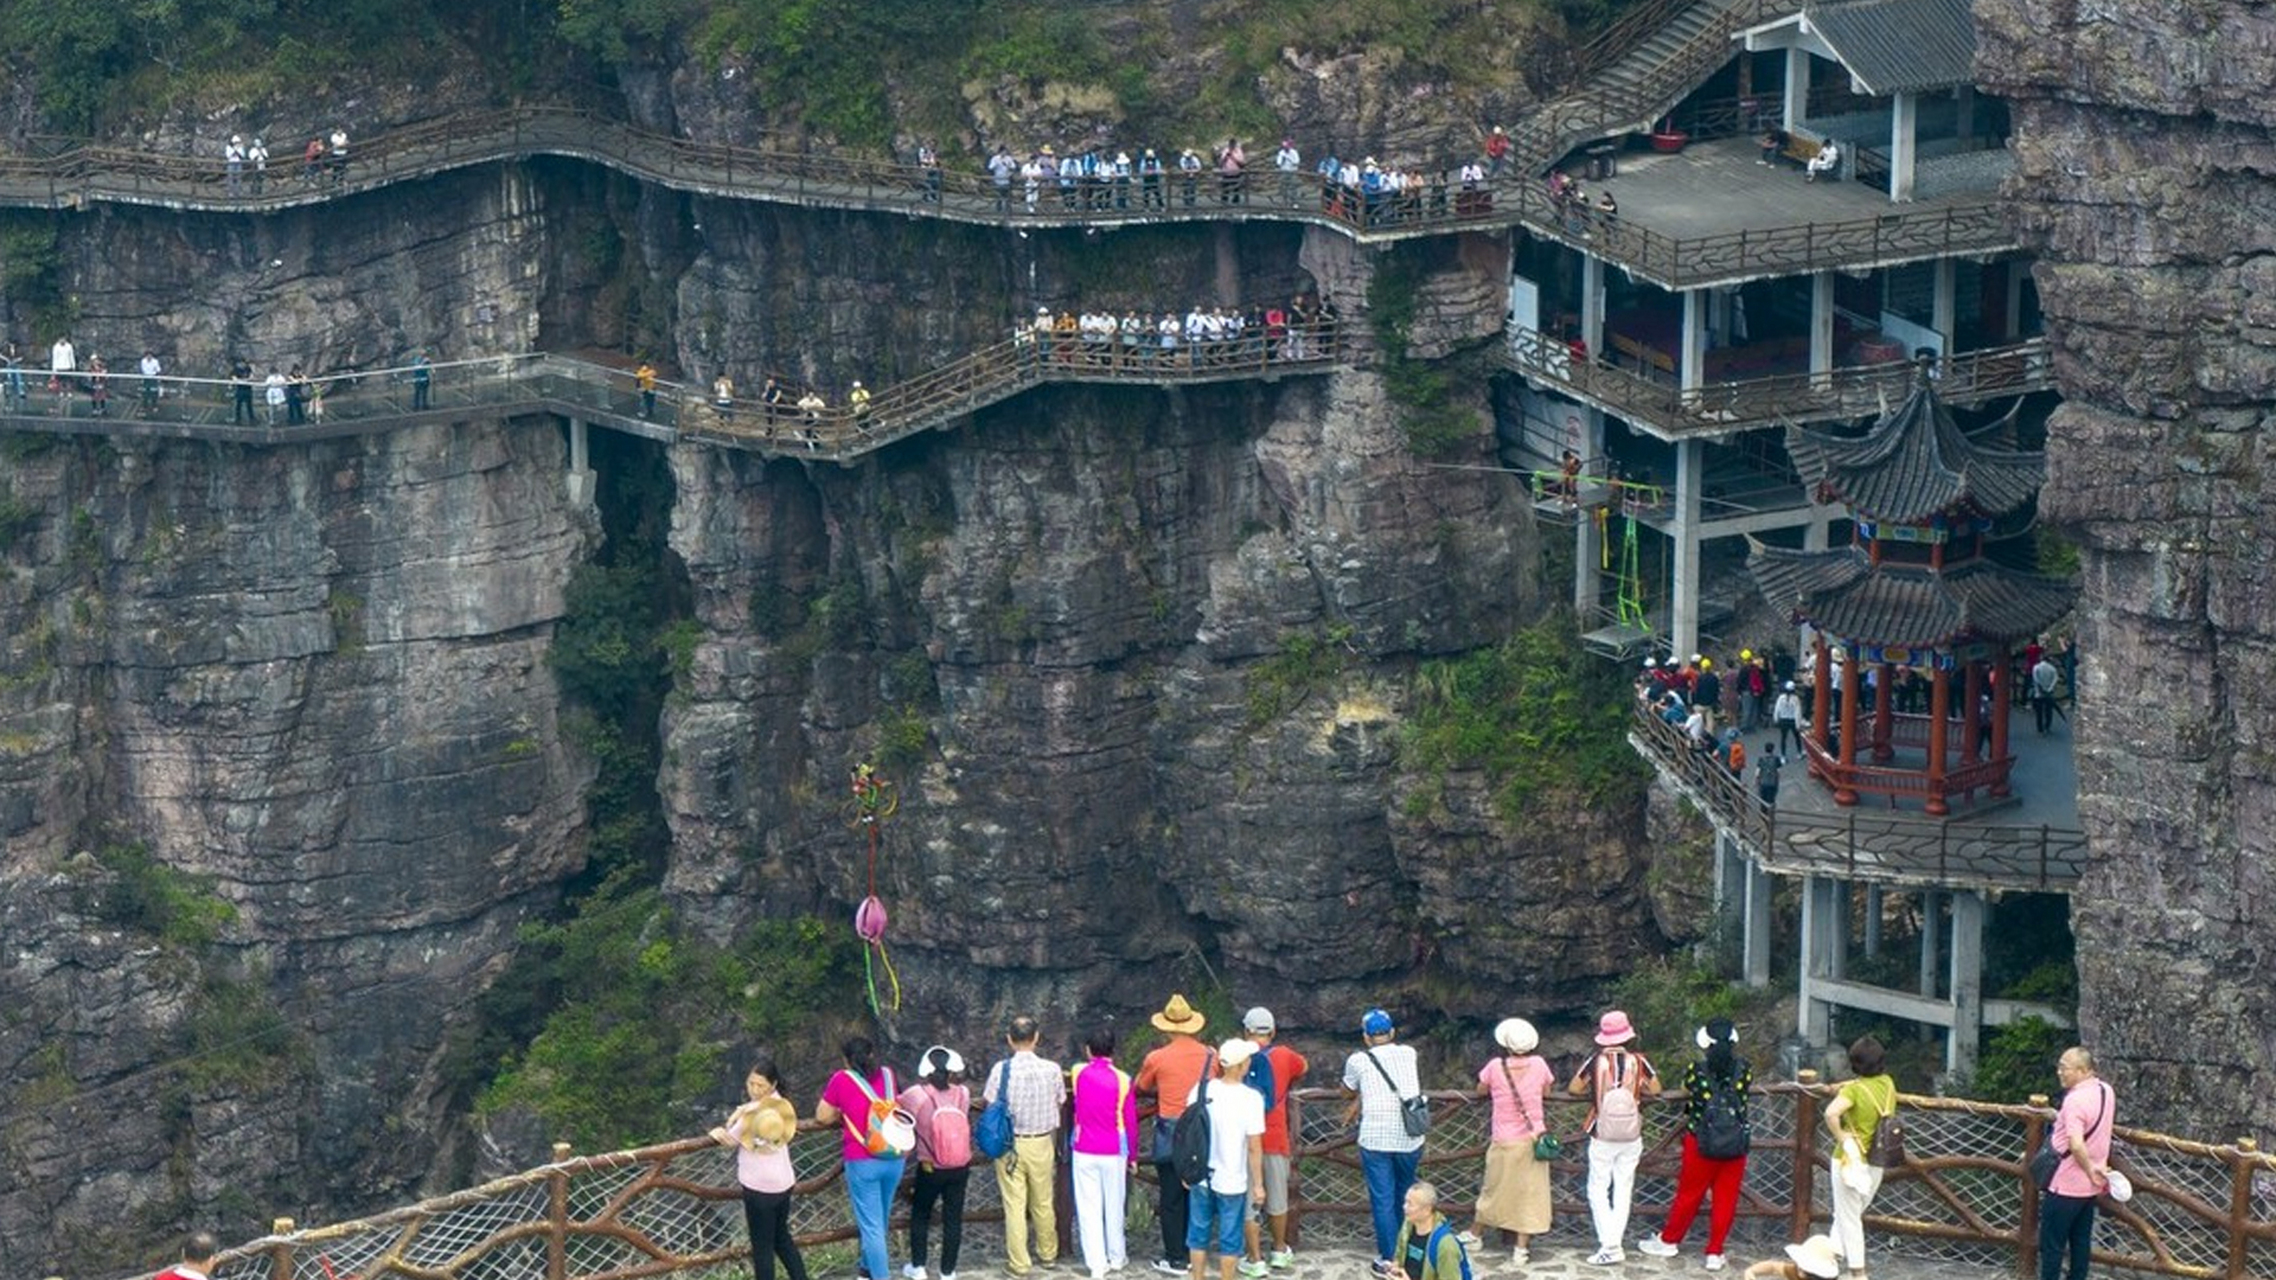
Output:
[1785,371,2045,524]
[1803,0,1978,96]
[1748,544,2077,649]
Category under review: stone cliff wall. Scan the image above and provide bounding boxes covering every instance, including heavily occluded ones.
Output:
[1977,3,2276,1139]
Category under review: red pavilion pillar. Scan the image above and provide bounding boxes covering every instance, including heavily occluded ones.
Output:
[1926,661,1952,816]
[1835,648,1862,806]
[1812,639,1834,753]
[1989,648,2014,797]
[1871,660,1896,762]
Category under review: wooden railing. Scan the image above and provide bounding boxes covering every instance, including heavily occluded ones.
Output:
[0,325,1345,462]
[1629,705,2087,891]
[190,1082,2274,1280]
[1502,325,2052,438]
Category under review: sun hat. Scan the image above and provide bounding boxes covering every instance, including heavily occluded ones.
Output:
[1494,1018,1539,1054]
[1785,1235,1842,1279]
[751,1102,794,1146]
[1152,993,1208,1034]
[1362,1008,1395,1037]
[1243,1006,1276,1034]
[2105,1169,2134,1203]
[1594,1010,1638,1046]
[1218,1038,1259,1067]
[920,1045,965,1075]
[1695,1018,1736,1050]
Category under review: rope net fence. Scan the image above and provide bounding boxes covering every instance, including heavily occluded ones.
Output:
[197,1084,2272,1280]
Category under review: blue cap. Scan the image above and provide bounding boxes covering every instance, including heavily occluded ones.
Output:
[1362,1008,1394,1037]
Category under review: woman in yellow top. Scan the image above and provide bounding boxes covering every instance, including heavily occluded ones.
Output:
[1818,1035,1894,1280]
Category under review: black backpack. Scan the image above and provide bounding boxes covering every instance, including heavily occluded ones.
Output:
[1171,1062,1216,1188]
[1694,1068,1751,1161]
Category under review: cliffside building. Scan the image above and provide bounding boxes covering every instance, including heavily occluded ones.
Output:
[1496,0,2057,662]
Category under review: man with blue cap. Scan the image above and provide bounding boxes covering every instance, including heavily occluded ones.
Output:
[1342,1008,1425,1277]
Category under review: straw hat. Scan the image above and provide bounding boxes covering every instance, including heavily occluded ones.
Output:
[1785,1235,1842,1278]
[1151,993,1207,1034]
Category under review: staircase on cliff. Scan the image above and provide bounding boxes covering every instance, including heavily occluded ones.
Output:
[1511,0,1797,174]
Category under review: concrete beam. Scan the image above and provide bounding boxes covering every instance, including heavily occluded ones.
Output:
[1810,976,1960,1029]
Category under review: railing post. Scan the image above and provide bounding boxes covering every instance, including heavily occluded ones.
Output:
[1285,1088,1305,1247]
[268,1218,296,1280]
[1791,1072,1820,1241]
[548,1141,573,1280]
[2227,1138,2259,1280]
[2019,1096,2049,1279]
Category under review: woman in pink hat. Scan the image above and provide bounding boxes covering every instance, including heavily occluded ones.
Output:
[1566,1010,1661,1266]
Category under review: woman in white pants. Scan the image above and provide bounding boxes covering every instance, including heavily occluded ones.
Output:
[1821,1035,1895,1280]
[1566,1010,1662,1266]
[1069,1029,1139,1280]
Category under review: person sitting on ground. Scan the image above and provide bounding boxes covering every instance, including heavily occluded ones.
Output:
[1759,129,1786,166]
[1806,140,1840,182]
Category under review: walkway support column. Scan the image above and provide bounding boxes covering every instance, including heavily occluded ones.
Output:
[1862,884,1884,957]
[1680,288,1708,406]
[1809,272,1835,388]
[1947,890,1987,1075]
[1781,49,1809,133]
[566,418,595,507]
[1798,875,1834,1044]
[1918,889,1942,997]
[1574,408,1605,617]
[1890,90,1919,202]
[1743,860,1773,988]
[1932,258,1957,353]
[1672,438,1704,661]
[1581,256,1607,362]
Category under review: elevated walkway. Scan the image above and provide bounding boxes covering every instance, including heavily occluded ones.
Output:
[0,326,1345,464]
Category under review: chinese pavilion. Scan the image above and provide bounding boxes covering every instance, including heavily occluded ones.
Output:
[1748,366,2074,814]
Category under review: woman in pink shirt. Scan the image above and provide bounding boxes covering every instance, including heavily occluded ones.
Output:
[1070,1028,1141,1279]
[711,1053,810,1280]
[816,1036,908,1280]
[1474,1018,1555,1266]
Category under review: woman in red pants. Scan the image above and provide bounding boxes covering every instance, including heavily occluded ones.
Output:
[1637,1018,1753,1270]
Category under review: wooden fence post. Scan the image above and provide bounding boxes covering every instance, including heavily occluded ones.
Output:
[2019,1096,2049,1279]
[1286,1088,1306,1246]
[1791,1071,1820,1242]
[2227,1138,2259,1280]
[548,1141,573,1280]
[268,1218,296,1280]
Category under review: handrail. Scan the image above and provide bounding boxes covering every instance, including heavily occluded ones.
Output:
[0,325,1347,462]
[1627,702,2087,891]
[1501,325,2053,438]
[185,1081,2276,1280]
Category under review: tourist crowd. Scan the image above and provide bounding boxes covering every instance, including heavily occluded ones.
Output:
[1015,295,1339,371]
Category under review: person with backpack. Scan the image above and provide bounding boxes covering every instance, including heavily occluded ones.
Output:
[1473,1018,1554,1267]
[815,1036,908,1280]
[1639,1018,1754,1269]
[985,1014,1066,1276]
[714,1053,811,1280]
[1342,1008,1427,1278]
[1183,1039,1269,1280]
[1136,993,1215,1275]
[1567,1009,1661,1267]
[1241,1008,1307,1273]
[1069,1026,1140,1280]
[900,1046,974,1280]
[1820,1035,1896,1280]
[1390,1182,1470,1280]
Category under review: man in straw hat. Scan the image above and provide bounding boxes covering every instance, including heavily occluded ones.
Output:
[1137,994,1214,1274]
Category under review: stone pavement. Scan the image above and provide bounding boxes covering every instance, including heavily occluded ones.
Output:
[931,1243,1995,1280]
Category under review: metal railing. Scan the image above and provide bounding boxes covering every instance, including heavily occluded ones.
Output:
[1502,325,2052,438]
[0,325,1345,462]
[189,1083,2275,1280]
[1629,704,2088,891]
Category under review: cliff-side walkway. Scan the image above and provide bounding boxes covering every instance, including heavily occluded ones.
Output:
[0,327,1346,463]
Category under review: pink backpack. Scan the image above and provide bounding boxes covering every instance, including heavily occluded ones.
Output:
[1593,1052,1644,1143]
[918,1084,972,1169]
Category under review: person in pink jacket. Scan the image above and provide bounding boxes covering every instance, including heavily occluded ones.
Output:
[1069,1028,1141,1280]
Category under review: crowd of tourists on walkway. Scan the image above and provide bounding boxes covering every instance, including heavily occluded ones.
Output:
[2,335,437,424]
[699,992,2121,1280]
[1015,295,1338,372]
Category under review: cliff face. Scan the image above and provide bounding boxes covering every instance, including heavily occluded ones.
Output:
[1976,4,2276,1137]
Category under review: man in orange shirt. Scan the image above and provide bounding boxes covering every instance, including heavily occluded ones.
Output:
[1243,1008,1309,1272]
[1135,993,1215,1274]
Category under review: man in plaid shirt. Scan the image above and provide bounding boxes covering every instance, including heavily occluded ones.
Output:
[987,1015,1067,1274]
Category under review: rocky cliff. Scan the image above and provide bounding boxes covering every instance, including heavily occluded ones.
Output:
[1976,3,2276,1139]
[1,157,1671,1273]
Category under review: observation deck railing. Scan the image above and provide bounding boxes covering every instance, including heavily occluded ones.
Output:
[1629,704,2087,892]
[183,1082,2274,1280]
[0,324,1343,463]
[1501,327,2052,439]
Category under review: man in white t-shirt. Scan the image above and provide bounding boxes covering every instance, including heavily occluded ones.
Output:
[1186,1039,1267,1280]
[1342,1008,1425,1277]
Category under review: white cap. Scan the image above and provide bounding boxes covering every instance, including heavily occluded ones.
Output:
[1217,1038,1259,1067]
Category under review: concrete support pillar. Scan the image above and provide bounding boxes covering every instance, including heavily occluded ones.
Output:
[1918,889,1942,998]
[1890,91,1918,202]
[1863,884,1884,958]
[1932,258,1957,354]
[1782,50,1809,133]
[1948,890,1987,1074]
[1581,256,1607,362]
[1810,272,1835,384]
[1680,288,1708,399]
[1830,882,1851,980]
[1803,519,1829,552]
[1743,860,1774,988]
[1955,85,1977,142]
[1798,874,1835,1044]
[566,418,595,507]
[1671,439,1704,660]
